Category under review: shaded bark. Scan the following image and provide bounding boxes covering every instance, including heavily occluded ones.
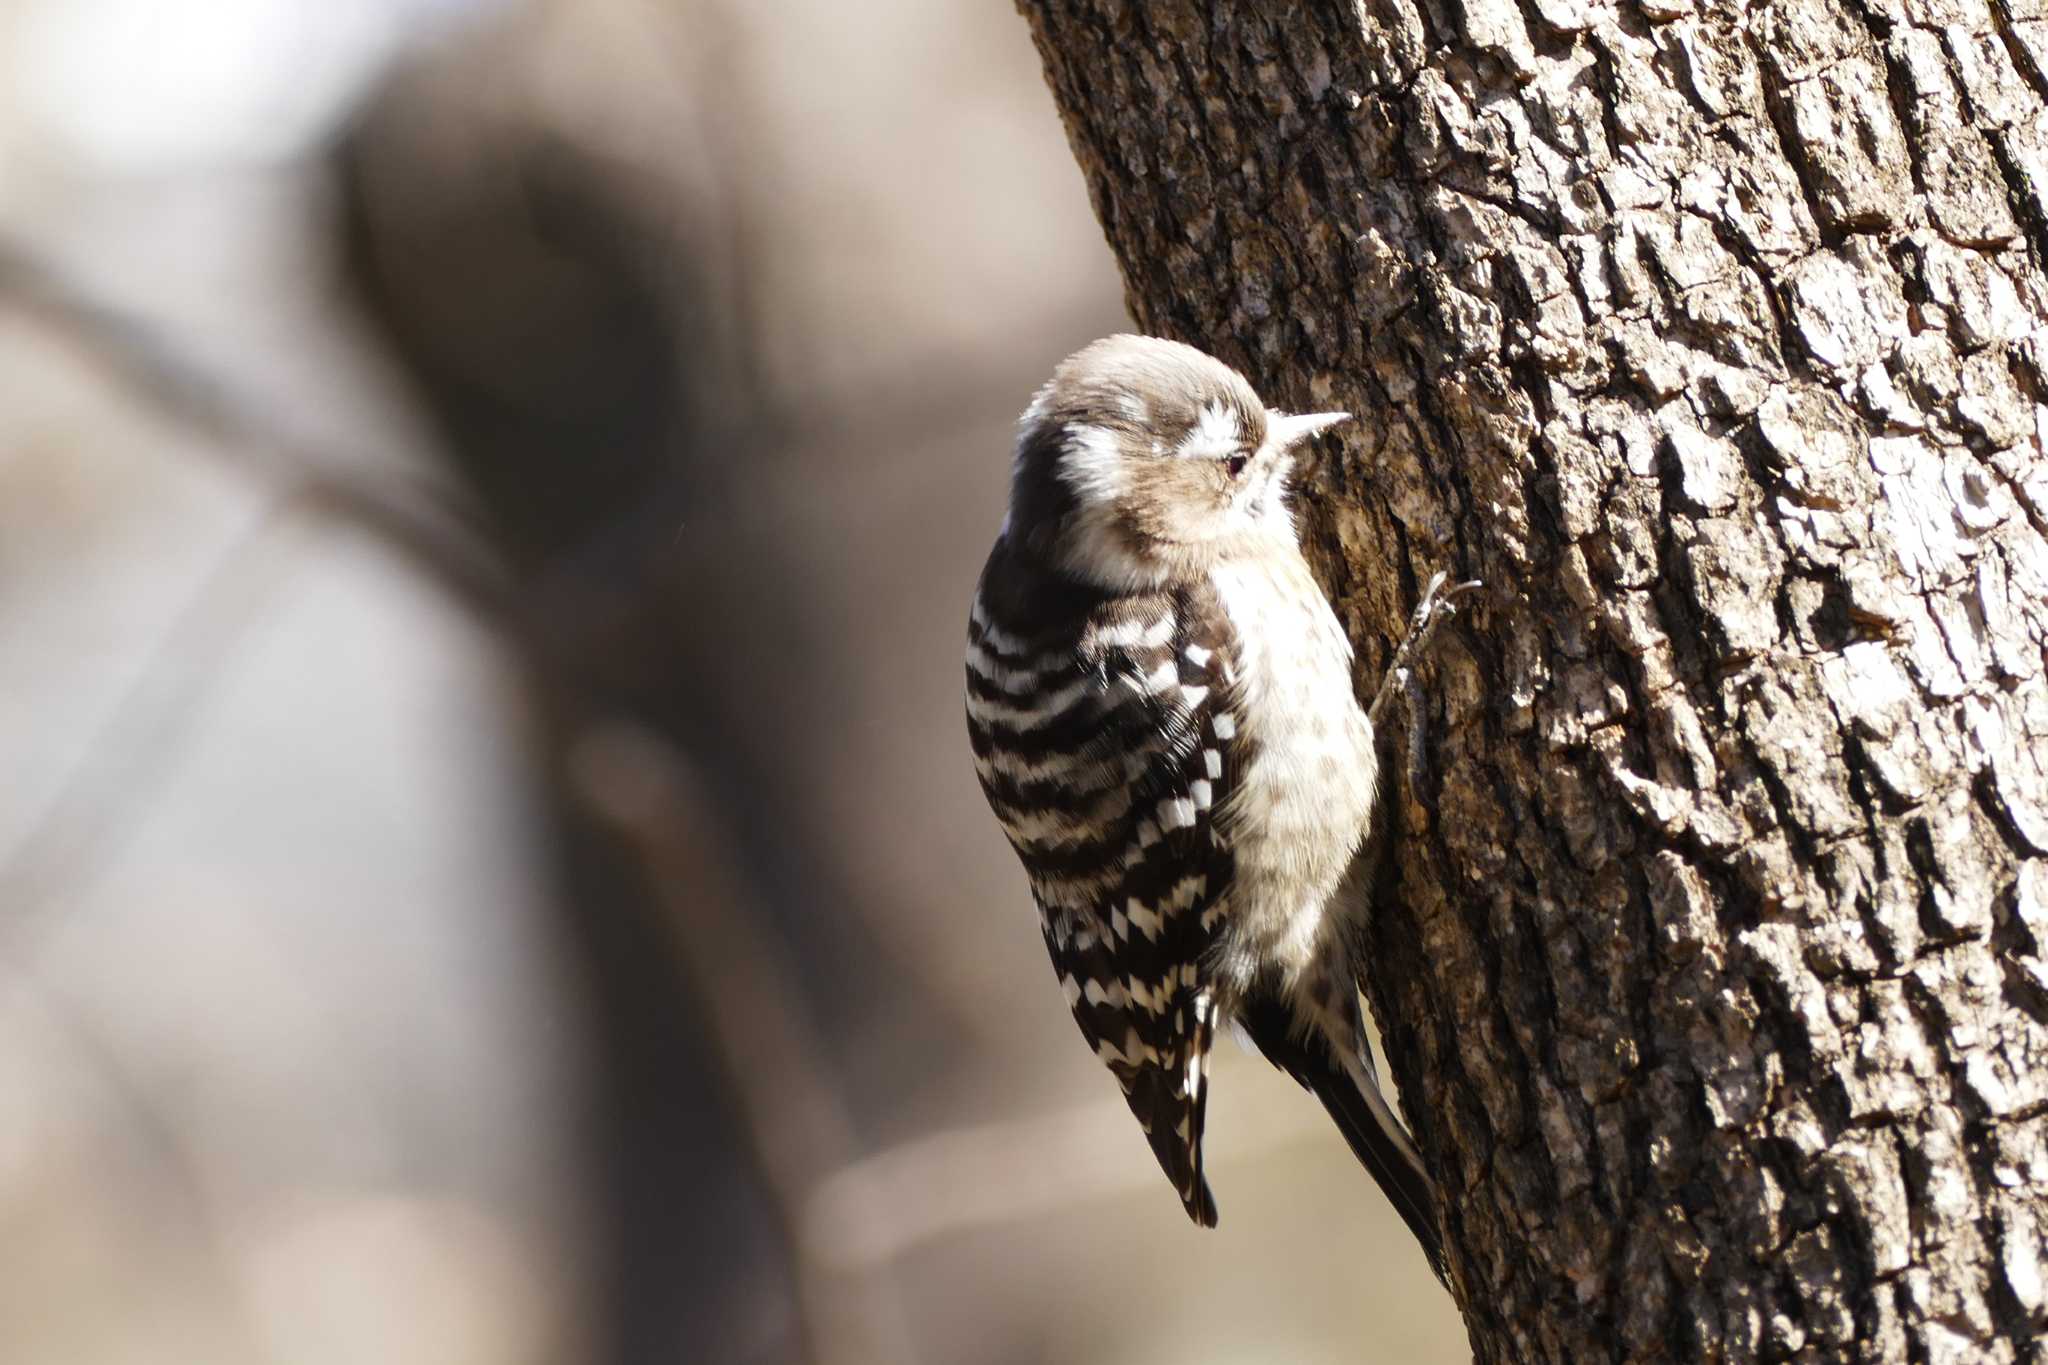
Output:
[1018,1,2048,1359]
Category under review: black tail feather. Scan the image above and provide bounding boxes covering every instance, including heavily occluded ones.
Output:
[1128,1066,1219,1227]
[1239,995,1447,1281]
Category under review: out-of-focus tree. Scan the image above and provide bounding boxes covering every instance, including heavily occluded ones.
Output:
[337,19,910,1364]
[1019,2,2048,1359]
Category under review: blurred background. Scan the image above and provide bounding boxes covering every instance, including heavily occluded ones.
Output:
[0,1,1463,1361]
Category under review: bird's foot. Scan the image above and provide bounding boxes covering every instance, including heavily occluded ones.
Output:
[1367,571,1484,783]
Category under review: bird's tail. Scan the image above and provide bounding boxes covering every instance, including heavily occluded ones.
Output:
[1238,996,1447,1281]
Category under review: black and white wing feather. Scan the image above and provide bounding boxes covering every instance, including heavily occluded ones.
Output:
[967,560,1241,1224]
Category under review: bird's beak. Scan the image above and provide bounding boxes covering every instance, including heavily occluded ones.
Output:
[1267,410,1352,449]
[1244,412,1351,510]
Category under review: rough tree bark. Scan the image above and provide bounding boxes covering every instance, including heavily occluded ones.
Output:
[1018,2,2048,1360]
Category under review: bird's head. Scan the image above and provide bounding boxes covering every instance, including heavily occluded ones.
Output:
[1004,334,1349,590]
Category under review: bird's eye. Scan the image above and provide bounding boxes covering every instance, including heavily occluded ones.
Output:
[1224,452,1249,477]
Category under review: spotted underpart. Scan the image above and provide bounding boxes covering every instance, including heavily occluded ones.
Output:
[967,545,1243,1223]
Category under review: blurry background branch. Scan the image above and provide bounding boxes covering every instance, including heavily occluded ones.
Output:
[569,725,921,1365]
[0,193,856,1361]
[0,2,1467,1362]
[0,235,503,619]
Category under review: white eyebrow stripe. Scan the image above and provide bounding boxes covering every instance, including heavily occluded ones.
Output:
[1174,400,1242,460]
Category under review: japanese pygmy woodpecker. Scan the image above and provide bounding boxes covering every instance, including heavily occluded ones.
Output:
[965,333,1450,1278]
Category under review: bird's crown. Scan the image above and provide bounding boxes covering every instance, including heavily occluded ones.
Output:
[1004,335,1348,590]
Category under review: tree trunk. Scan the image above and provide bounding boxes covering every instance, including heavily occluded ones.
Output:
[1017,1,2048,1359]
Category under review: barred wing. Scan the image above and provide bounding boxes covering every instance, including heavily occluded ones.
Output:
[967,580,1239,1224]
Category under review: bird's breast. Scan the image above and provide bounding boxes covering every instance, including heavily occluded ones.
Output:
[1208,553,1377,982]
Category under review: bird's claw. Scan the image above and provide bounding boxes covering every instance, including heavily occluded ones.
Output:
[1368,572,1485,744]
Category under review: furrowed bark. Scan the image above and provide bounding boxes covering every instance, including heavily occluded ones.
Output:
[1017,1,2048,1359]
